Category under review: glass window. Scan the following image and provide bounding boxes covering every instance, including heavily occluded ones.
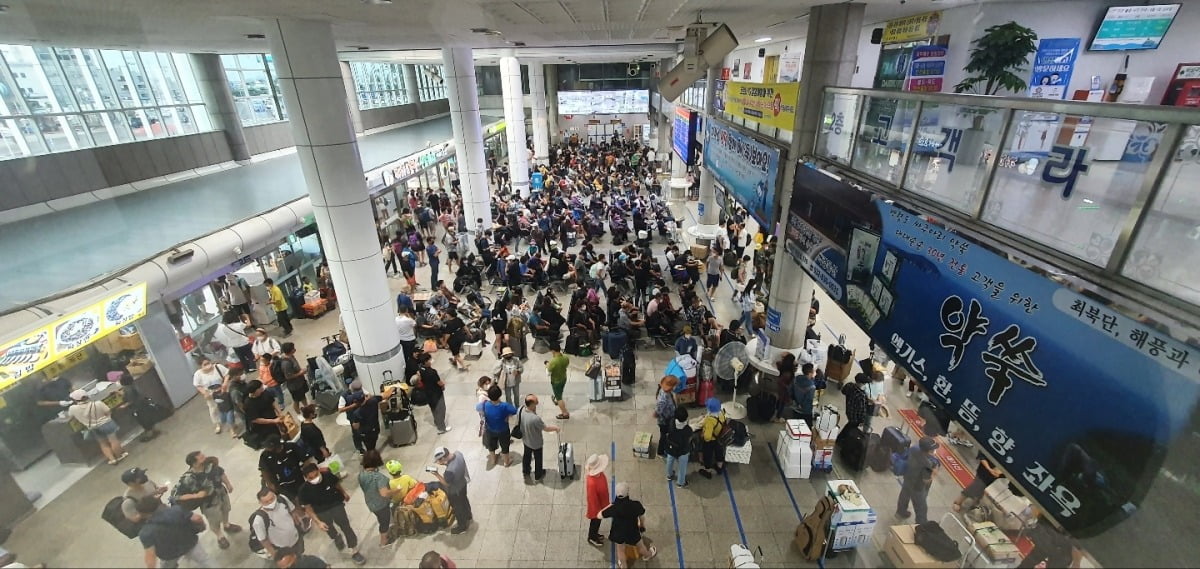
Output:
[349,61,410,110]
[415,64,447,102]
[850,96,920,186]
[902,103,1006,214]
[815,92,860,165]
[1121,125,1200,305]
[982,114,1168,267]
[221,53,287,126]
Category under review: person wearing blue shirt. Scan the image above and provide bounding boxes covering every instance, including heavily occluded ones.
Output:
[475,384,518,468]
[396,289,414,313]
[425,237,441,290]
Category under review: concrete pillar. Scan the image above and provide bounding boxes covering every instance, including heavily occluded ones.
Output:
[402,64,422,116]
[545,64,560,145]
[266,19,404,390]
[767,2,863,349]
[697,64,720,226]
[339,61,364,135]
[191,53,250,163]
[529,64,550,166]
[499,54,531,198]
[443,47,492,235]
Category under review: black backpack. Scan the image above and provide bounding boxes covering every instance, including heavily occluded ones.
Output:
[914,521,961,562]
[248,495,296,555]
[102,496,143,539]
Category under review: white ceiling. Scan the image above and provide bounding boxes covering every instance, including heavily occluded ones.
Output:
[0,0,1006,61]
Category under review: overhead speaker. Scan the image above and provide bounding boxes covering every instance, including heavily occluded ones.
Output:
[657,24,739,102]
[870,27,883,44]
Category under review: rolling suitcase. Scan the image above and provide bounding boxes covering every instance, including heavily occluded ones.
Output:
[881,426,911,455]
[867,433,891,472]
[558,434,577,479]
[620,348,636,385]
[837,424,869,471]
[745,392,777,423]
[388,412,418,447]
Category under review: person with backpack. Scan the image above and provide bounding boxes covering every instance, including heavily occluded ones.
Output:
[695,398,727,479]
[653,376,678,457]
[297,463,366,565]
[896,437,939,524]
[663,407,693,488]
[842,373,872,431]
[790,363,816,428]
[119,467,167,523]
[336,380,369,454]
[259,353,286,408]
[132,495,212,569]
[172,451,240,550]
[412,353,451,435]
[249,487,309,562]
[259,436,313,502]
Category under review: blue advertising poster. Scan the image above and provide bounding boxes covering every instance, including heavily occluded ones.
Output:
[786,164,1200,536]
[530,171,544,191]
[1028,38,1080,100]
[702,120,781,229]
[672,108,697,165]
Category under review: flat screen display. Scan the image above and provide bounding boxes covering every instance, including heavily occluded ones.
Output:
[1088,4,1180,51]
[672,108,696,165]
[557,89,649,114]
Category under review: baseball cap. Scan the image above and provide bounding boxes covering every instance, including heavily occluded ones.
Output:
[918,436,940,452]
[121,467,148,485]
[69,389,87,401]
[433,447,450,462]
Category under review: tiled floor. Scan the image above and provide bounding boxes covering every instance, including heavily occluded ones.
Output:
[2,193,982,568]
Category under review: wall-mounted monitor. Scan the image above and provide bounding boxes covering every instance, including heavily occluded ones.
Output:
[557,89,649,114]
[1088,3,1180,51]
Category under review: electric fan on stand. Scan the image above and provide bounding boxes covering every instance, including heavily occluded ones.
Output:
[714,341,749,420]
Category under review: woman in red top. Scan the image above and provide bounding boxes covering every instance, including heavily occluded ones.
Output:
[584,453,611,547]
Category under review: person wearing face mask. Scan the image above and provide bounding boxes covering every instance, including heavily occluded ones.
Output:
[673,325,699,361]
[297,464,366,565]
[251,328,282,360]
[250,487,307,562]
[493,347,524,405]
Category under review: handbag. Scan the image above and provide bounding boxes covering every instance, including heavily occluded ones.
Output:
[423,339,439,354]
[510,409,524,440]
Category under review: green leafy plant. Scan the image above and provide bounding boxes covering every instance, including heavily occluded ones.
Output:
[954,22,1038,95]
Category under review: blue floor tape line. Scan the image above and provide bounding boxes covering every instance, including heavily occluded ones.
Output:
[610,440,617,569]
[721,468,749,546]
[767,441,804,521]
[668,478,685,569]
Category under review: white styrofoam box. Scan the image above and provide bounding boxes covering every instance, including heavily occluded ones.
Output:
[812,448,834,469]
[786,419,812,440]
[725,441,752,464]
[783,463,810,479]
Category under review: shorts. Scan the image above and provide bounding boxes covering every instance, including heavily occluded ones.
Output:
[87,420,119,439]
[706,274,720,288]
[551,381,566,403]
[288,386,308,403]
[373,506,391,534]
[484,429,511,454]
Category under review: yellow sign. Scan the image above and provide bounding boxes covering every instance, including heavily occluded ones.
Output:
[43,348,89,378]
[0,282,147,391]
[882,10,943,44]
[720,81,800,130]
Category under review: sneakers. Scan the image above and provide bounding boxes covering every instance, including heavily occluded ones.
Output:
[588,537,606,547]
[351,552,366,565]
[666,475,675,481]
[698,470,713,479]
[382,535,398,548]
[224,524,243,534]
[214,425,222,434]
[450,526,467,535]
[438,426,453,434]
[676,482,689,488]
[896,510,912,519]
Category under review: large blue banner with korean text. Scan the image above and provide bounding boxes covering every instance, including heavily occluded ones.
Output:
[702,120,781,229]
[1028,38,1080,100]
[785,164,1200,536]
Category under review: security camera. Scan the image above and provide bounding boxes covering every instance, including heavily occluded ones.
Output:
[233,247,242,256]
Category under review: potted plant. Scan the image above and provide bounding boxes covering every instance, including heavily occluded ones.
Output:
[954,22,1039,96]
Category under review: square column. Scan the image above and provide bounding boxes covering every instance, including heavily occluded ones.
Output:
[500,54,531,198]
[546,64,560,144]
[266,18,404,390]
[191,53,250,163]
[403,64,423,115]
[697,64,720,225]
[529,63,550,166]
[443,47,493,235]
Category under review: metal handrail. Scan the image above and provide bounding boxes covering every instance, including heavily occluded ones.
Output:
[824,86,1200,123]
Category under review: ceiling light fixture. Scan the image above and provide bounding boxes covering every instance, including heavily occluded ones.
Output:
[755,37,772,43]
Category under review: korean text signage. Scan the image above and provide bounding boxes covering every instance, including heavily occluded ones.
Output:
[785,165,1199,535]
[882,10,943,44]
[905,45,947,92]
[702,120,781,229]
[1028,38,1081,100]
[721,81,800,130]
[365,142,454,195]
[0,282,148,391]
[672,107,698,165]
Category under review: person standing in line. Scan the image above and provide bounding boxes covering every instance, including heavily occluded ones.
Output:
[297,463,366,565]
[518,394,561,482]
[219,274,253,317]
[395,307,418,372]
[259,436,313,502]
[192,358,231,435]
[476,385,517,468]
[493,347,524,405]
[251,328,282,362]
[429,446,473,535]
[336,380,367,455]
[413,353,451,434]
[897,437,940,525]
[66,389,127,465]
[264,278,293,337]
[663,407,693,488]
[242,380,282,447]
[739,279,758,334]
[249,487,307,562]
[773,353,797,423]
[356,450,398,550]
[133,496,213,569]
[279,342,308,415]
[120,467,167,522]
[601,482,658,569]
[172,451,241,550]
[790,362,816,428]
[705,248,724,298]
[299,405,331,461]
[544,344,571,420]
[584,454,610,547]
[425,237,441,291]
[654,376,678,459]
[259,353,286,408]
[214,311,255,371]
[695,398,727,479]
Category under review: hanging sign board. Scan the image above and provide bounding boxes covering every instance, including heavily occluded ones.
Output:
[882,10,943,44]
[721,81,800,130]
